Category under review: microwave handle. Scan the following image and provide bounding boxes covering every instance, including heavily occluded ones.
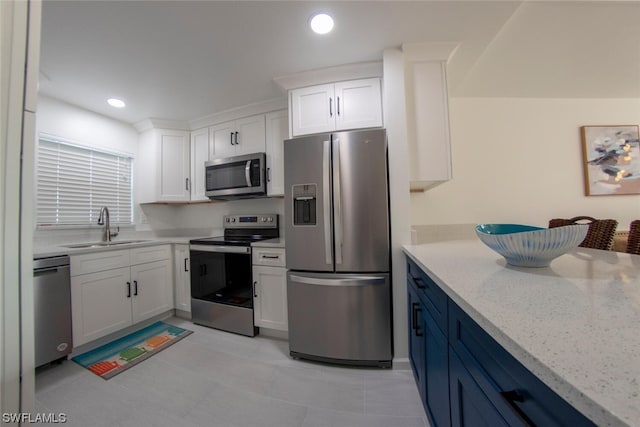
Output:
[245,160,252,187]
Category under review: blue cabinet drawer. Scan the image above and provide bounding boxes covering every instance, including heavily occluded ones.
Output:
[407,259,448,333]
[448,302,596,427]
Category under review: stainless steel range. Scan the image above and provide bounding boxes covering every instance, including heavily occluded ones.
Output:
[189,214,279,336]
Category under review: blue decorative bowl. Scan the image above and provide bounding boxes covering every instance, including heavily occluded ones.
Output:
[475,224,589,267]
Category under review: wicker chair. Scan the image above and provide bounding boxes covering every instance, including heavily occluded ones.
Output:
[548,216,618,250]
[626,220,640,255]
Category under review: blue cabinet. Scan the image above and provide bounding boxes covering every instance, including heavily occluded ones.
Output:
[406,257,596,427]
[407,259,450,427]
[407,282,426,397]
[449,350,511,427]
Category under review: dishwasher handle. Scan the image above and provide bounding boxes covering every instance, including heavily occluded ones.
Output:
[34,266,66,276]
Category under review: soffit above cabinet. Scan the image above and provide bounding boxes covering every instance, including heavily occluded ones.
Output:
[274,61,383,92]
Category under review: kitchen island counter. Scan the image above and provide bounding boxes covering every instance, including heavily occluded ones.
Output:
[403,240,640,427]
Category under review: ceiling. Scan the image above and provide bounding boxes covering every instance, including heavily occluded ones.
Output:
[38,1,640,126]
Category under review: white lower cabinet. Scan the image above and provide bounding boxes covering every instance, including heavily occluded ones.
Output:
[173,244,191,314]
[252,247,287,331]
[131,260,173,322]
[70,245,173,347]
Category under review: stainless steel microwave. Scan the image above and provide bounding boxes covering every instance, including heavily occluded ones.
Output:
[205,152,267,200]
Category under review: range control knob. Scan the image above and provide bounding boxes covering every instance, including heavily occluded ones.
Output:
[261,217,267,222]
[231,218,236,223]
[268,217,274,222]
[225,218,230,223]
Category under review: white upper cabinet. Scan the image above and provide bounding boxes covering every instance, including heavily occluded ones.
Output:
[137,128,191,203]
[265,110,288,196]
[190,127,209,201]
[403,42,455,190]
[290,83,335,136]
[209,114,265,159]
[334,79,383,131]
[290,78,383,137]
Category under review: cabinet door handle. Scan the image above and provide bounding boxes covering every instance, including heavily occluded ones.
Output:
[411,302,423,336]
[267,167,271,182]
[126,281,131,298]
[337,96,340,116]
[230,132,234,145]
[235,131,239,145]
[133,280,138,296]
[411,303,418,330]
[329,97,333,117]
[184,258,189,272]
[185,178,190,191]
[253,281,258,298]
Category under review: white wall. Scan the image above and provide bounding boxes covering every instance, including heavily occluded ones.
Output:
[37,95,138,156]
[34,95,140,245]
[411,98,640,230]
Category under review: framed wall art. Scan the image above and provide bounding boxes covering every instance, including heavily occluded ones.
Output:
[580,125,640,196]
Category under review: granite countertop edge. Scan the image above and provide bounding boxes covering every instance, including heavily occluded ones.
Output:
[403,241,638,427]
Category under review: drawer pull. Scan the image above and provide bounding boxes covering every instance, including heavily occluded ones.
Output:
[262,255,280,259]
[501,390,525,403]
[500,390,534,426]
[414,276,428,289]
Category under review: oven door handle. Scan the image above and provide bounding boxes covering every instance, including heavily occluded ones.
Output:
[190,244,251,254]
[245,160,252,187]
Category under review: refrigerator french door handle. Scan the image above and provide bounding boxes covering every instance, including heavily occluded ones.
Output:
[333,138,343,265]
[289,275,386,287]
[323,140,332,265]
[245,160,252,187]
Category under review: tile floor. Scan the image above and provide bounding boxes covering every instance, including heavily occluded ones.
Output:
[35,318,428,427]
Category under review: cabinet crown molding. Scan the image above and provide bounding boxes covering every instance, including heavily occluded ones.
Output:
[274,61,383,91]
[189,97,287,131]
[134,118,190,133]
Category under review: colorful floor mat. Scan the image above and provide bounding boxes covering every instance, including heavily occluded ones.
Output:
[73,321,193,379]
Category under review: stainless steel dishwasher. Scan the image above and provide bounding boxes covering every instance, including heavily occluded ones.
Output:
[34,255,72,367]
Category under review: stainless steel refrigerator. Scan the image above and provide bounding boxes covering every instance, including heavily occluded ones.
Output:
[284,128,392,367]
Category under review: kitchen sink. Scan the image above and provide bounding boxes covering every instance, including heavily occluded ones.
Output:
[62,240,149,249]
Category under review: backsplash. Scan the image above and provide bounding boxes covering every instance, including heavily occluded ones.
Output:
[33,197,285,251]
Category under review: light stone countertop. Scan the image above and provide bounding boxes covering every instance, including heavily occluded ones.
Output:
[403,240,640,427]
[33,237,196,259]
[251,238,285,248]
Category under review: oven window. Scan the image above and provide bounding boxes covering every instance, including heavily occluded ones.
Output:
[206,161,249,190]
[190,250,253,308]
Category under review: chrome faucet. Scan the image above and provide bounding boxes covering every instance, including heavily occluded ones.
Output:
[97,206,119,242]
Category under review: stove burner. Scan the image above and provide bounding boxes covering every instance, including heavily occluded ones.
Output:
[189,214,279,246]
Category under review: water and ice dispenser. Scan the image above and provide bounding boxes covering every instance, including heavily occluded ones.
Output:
[293,184,317,226]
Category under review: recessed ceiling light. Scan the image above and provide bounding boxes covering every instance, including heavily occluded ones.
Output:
[107,98,126,108]
[310,13,334,35]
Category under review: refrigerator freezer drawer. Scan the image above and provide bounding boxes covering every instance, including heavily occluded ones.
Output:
[287,272,392,367]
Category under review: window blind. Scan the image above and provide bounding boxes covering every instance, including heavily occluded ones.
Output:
[37,138,133,226]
